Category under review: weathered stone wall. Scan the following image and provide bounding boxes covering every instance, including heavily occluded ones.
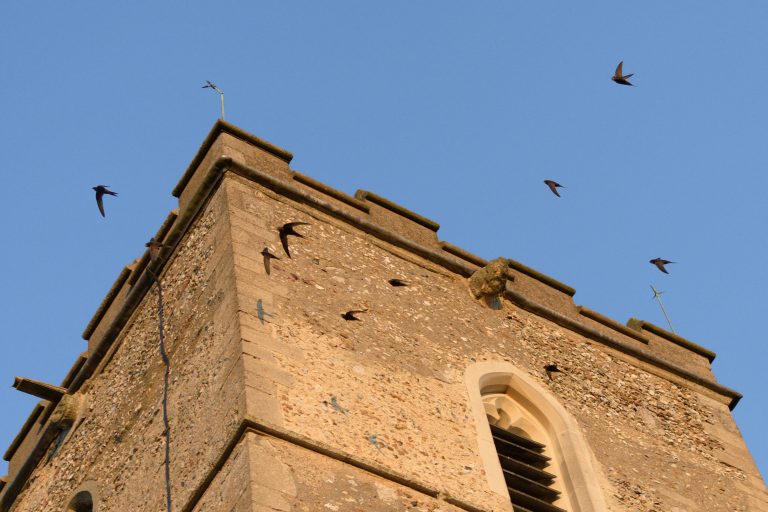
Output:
[244,430,468,512]
[7,188,246,511]
[222,172,767,511]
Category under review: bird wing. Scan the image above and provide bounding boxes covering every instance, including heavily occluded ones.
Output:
[263,252,271,275]
[286,221,310,229]
[655,261,669,274]
[545,181,561,197]
[280,231,291,258]
[96,191,105,217]
[615,61,623,78]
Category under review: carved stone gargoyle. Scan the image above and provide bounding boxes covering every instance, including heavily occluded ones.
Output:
[469,257,515,308]
[50,394,82,430]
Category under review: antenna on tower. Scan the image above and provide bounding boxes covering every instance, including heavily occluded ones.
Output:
[202,80,225,120]
[650,285,675,333]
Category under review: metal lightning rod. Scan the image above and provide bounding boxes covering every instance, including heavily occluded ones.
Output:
[202,80,225,120]
[650,285,675,333]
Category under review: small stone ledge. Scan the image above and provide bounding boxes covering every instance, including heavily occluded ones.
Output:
[172,120,293,199]
[291,171,370,213]
[355,190,440,231]
[577,306,648,344]
[628,319,716,362]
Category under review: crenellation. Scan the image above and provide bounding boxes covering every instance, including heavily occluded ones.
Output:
[291,170,370,214]
[3,403,45,479]
[355,189,441,248]
[440,240,487,270]
[127,209,179,287]
[506,266,579,317]
[628,319,717,362]
[3,403,44,465]
[577,306,648,344]
[172,120,293,210]
[81,264,133,341]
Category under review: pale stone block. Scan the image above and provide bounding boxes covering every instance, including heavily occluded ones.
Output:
[245,385,285,425]
[242,355,295,388]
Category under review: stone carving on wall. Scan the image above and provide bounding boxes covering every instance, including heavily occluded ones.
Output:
[469,257,515,308]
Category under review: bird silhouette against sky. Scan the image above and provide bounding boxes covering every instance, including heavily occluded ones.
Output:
[650,258,674,274]
[278,222,309,258]
[543,180,563,197]
[612,61,634,86]
[92,185,117,217]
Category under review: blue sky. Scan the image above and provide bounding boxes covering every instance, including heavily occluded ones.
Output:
[1,2,766,480]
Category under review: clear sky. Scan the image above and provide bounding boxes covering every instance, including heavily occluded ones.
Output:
[1,2,766,481]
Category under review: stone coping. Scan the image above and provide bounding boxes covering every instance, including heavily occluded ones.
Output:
[81,265,132,340]
[291,171,370,213]
[440,241,487,267]
[628,319,717,362]
[172,119,293,198]
[355,190,440,231]
[2,404,44,462]
[577,306,649,344]
[506,259,576,297]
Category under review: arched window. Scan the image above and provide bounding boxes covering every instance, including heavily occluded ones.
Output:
[65,491,93,512]
[63,481,98,512]
[465,362,607,512]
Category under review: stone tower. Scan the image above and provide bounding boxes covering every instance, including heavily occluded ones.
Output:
[1,121,766,512]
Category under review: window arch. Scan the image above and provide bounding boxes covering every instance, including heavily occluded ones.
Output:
[65,492,92,512]
[465,362,607,512]
[63,481,99,512]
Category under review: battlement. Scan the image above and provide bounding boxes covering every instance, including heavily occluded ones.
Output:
[1,120,756,512]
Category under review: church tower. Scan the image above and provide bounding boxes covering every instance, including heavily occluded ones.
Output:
[1,121,766,511]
